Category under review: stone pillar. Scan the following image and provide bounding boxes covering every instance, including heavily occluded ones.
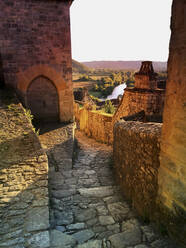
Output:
[158,0,186,245]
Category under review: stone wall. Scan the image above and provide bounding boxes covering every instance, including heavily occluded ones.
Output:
[135,75,157,90]
[0,90,50,248]
[113,121,162,220]
[0,53,4,89]
[0,0,73,122]
[74,103,113,145]
[114,88,165,122]
[74,97,163,146]
[157,0,186,245]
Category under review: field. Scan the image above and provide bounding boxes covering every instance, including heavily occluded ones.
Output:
[72,71,134,99]
[73,81,97,90]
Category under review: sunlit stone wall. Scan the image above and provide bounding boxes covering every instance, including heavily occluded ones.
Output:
[157,0,186,245]
[113,88,165,122]
[113,121,162,221]
[74,103,113,145]
[0,91,50,248]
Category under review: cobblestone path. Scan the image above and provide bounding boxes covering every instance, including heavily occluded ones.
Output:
[39,125,179,248]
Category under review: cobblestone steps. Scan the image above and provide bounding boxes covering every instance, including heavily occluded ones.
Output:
[39,127,180,248]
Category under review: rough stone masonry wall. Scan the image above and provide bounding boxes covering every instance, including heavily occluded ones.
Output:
[0,0,72,88]
[114,88,165,122]
[135,75,157,90]
[0,0,73,122]
[0,90,50,248]
[113,121,162,220]
[157,0,186,245]
[0,54,4,89]
[74,103,113,145]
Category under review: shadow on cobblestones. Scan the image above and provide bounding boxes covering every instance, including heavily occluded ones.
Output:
[38,125,180,248]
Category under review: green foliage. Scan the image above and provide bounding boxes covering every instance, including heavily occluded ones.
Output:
[32,127,40,136]
[8,104,16,111]
[94,84,99,91]
[126,79,135,88]
[74,67,136,100]
[89,94,102,103]
[104,100,115,114]
[89,91,102,99]
[73,74,93,82]
[23,108,33,123]
[23,108,40,136]
[89,71,127,98]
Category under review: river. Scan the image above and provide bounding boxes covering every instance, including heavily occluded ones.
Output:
[106,83,126,100]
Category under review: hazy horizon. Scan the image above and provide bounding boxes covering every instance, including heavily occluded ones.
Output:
[70,0,172,62]
[79,59,167,63]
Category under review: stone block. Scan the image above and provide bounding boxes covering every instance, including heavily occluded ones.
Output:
[50,230,77,247]
[78,186,116,198]
[25,207,50,232]
[72,229,95,244]
[99,216,115,225]
[27,231,50,248]
[77,240,102,248]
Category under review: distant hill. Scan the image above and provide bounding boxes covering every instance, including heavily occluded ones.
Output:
[82,61,167,71]
[72,59,90,73]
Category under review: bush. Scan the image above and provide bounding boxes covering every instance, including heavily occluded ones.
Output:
[104,100,115,114]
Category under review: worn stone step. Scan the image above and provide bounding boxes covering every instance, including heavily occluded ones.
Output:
[78,186,119,198]
[50,229,77,248]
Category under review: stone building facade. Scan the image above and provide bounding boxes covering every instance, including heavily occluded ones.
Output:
[114,61,165,122]
[0,0,74,122]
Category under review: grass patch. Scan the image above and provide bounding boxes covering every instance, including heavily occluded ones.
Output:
[89,91,103,99]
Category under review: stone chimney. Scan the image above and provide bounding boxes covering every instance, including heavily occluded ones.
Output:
[135,61,158,89]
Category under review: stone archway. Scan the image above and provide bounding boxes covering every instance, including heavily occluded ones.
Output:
[27,76,59,122]
[17,65,74,122]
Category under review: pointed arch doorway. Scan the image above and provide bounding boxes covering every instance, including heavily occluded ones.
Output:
[27,76,59,122]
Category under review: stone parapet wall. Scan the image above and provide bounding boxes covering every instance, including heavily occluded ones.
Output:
[0,90,50,248]
[114,88,165,122]
[113,121,162,219]
[74,98,163,146]
[74,103,113,145]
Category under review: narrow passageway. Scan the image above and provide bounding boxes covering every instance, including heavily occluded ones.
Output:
[39,125,178,248]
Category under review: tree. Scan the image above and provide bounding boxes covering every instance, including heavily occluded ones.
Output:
[104,100,115,114]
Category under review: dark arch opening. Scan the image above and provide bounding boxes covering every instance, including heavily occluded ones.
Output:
[27,75,59,123]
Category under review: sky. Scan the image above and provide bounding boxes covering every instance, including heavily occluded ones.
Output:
[70,0,173,62]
